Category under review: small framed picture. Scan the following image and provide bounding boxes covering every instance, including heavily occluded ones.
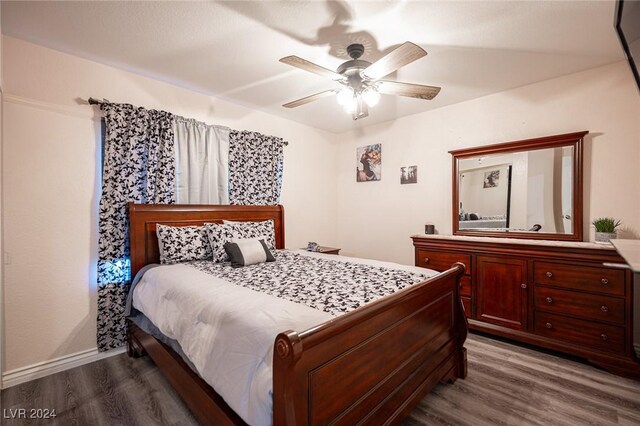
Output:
[483,170,499,188]
[401,165,417,184]
[356,144,382,182]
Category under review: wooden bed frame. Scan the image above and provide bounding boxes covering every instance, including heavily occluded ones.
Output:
[127,203,468,425]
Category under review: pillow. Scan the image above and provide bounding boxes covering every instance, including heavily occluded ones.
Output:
[222,220,276,250]
[224,238,275,268]
[156,224,212,264]
[204,223,238,262]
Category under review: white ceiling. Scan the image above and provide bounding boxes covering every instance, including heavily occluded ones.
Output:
[1,1,625,133]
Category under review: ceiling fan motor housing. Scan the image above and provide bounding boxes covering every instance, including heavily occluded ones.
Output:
[347,43,365,59]
[337,44,373,91]
[337,59,371,75]
[338,44,372,76]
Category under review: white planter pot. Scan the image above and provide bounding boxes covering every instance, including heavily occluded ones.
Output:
[595,232,617,243]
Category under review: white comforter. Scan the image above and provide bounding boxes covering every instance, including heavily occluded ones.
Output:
[132,250,437,425]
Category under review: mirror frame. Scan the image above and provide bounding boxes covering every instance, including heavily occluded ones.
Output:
[450,131,587,242]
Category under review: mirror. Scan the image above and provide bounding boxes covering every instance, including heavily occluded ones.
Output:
[451,131,587,241]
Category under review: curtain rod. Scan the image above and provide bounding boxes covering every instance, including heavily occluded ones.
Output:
[87,97,288,146]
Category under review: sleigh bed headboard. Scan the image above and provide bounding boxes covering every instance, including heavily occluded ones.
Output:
[128,203,285,278]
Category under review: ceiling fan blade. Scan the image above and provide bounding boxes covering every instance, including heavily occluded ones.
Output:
[376,80,441,100]
[280,56,346,81]
[283,89,337,108]
[362,42,427,80]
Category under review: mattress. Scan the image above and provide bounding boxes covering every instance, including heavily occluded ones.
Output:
[131,249,438,425]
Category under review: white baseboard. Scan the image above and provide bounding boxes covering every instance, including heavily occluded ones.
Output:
[2,346,126,389]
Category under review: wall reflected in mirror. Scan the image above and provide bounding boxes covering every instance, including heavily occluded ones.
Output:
[458,146,574,234]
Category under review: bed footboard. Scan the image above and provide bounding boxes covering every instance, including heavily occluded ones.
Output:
[273,263,467,425]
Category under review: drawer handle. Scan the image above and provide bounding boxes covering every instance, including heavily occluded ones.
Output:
[546,297,553,304]
[424,257,430,264]
[521,283,527,289]
[546,322,553,329]
[601,305,609,313]
[601,278,609,286]
[601,334,608,341]
[546,271,553,278]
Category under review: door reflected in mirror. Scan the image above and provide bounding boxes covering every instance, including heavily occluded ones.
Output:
[450,131,586,242]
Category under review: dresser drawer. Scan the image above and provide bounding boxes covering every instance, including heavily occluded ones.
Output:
[535,287,625,325]
[459,276,471,297]
[533,262,625,296]
[535,312,625,354]
[416,249,471,274]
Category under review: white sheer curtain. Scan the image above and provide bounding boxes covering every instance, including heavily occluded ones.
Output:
[174,117,230,204]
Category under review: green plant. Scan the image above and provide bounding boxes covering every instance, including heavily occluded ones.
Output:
[592,217,622,233]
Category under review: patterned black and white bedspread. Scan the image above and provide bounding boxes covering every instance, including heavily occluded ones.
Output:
[187,250,429,317]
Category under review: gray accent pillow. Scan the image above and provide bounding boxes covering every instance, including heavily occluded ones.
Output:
[224,238,275,268]
[222,219,276,250]
[156,224,212,264]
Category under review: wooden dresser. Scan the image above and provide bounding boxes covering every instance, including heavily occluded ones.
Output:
[412,235,640,378]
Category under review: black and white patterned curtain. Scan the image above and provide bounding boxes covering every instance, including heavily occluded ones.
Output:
[228,130,285,205]
[97,102,176,351]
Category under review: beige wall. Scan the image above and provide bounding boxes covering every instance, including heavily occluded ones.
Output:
[1,36,339,372]
[335,61,640,263]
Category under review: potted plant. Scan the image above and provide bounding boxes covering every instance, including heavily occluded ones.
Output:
[592,217,622,243]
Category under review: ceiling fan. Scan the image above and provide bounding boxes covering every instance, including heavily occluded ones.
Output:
[279,42,440,120]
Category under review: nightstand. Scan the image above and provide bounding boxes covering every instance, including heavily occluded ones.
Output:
[301,246,341,255]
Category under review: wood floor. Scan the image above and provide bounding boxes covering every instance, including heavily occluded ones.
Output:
[2,333,639,425]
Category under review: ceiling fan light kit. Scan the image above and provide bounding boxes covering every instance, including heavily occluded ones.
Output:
[337,87,354,107]
[280,41,441,120]
[362,88,381,107]
[337,86,380,114]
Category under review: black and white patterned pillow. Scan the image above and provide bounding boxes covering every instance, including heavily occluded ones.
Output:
[224,238,275,268]
[223,220,276,250]
[205,223,238,262]
[156,224,212,264]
